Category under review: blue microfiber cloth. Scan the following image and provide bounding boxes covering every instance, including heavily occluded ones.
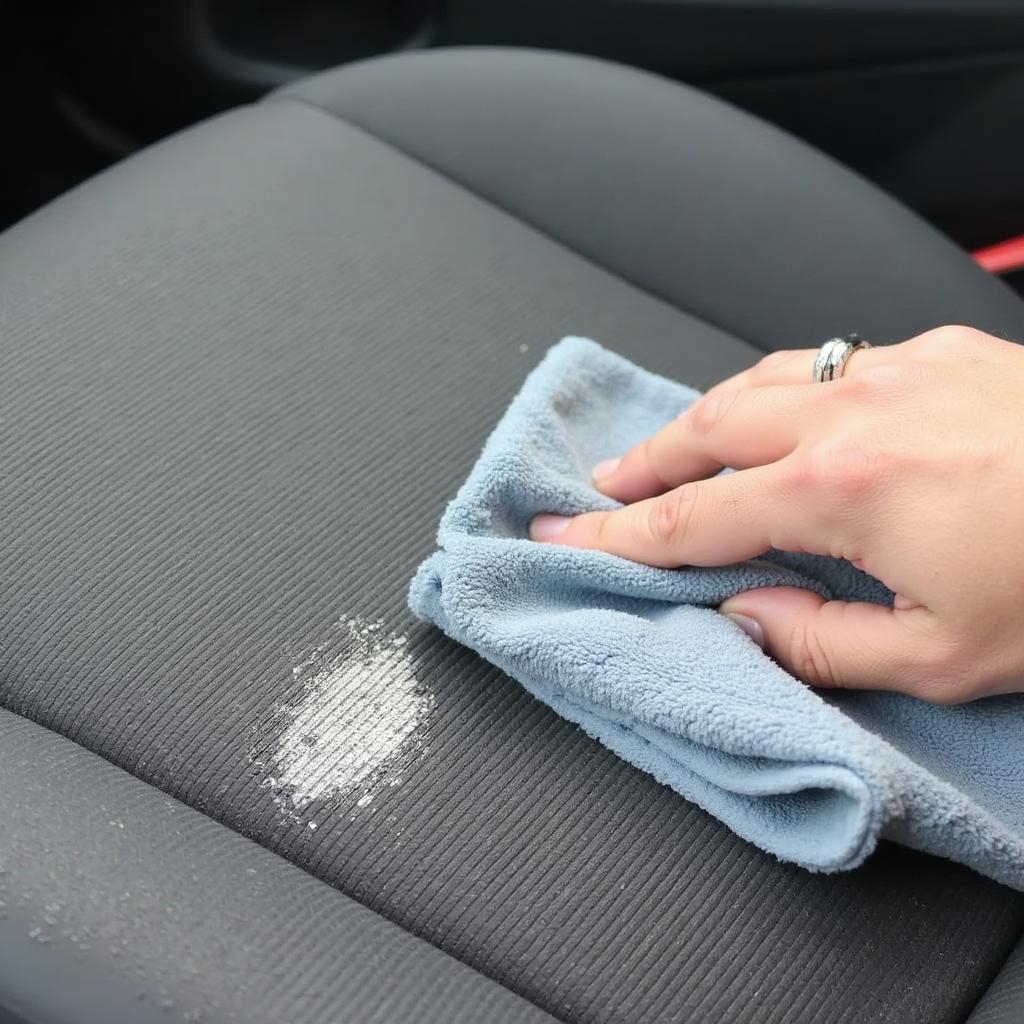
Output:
[409,337,1024,889]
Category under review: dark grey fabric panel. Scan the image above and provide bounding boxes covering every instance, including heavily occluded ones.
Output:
[0,711,555,1024]
[969,938,1024,1024]
[276,47,1024,349]
[0,89,1020,1024]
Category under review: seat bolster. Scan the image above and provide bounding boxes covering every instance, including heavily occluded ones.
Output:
[968,936,1024,1024]
[275,47,1024,348]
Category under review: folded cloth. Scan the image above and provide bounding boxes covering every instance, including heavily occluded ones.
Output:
[409,337,1024,888]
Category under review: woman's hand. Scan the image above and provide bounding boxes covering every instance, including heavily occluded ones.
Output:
[529,326,1024,702]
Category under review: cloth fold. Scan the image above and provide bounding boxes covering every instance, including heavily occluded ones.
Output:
[409,337,1024,888]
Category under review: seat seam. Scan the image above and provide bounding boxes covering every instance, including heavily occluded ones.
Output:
[264,92,769,356]
[960,924,1024,1023]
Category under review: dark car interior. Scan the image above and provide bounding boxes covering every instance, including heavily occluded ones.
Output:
[2,2,1024,1022]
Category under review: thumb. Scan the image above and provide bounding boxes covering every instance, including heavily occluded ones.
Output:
[719,586,938,695]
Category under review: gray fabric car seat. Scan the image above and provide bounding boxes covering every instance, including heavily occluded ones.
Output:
[0,46,1022,1024]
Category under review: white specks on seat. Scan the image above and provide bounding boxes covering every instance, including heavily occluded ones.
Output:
[263,615,433,820]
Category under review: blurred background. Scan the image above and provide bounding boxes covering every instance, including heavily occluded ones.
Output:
[4,0,1024,266]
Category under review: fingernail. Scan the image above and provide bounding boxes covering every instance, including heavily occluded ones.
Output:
[530,514,573,541]
[723,612,765,650]
[592,457,621,482]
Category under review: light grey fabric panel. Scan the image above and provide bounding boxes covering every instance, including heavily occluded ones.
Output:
[276,47,1024,349]
[0,92,1020,1024]
[969,937,1024,1024]
[0,710,558,1024]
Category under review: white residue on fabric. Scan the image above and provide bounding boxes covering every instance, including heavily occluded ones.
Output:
[262,615,433,818]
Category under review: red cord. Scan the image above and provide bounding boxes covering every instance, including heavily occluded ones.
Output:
[973,235,1024,274]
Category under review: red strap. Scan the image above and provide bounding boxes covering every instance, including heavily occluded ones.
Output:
[973,235,1024,274]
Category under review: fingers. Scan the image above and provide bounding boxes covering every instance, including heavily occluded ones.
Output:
[594,344,893,503]
[530,464,836,567]
[708,340,884,396]
[719,587,954,700]
[705,348,814,396]
[594,383,834,504]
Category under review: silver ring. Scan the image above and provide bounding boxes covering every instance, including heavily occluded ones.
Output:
[812,335,871,383]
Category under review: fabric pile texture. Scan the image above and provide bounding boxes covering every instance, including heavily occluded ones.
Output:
[409,337,1024,890]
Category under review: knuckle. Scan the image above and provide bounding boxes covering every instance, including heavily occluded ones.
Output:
[689,390,739,437]
[646,485,699,552]
[750,349,798,381]
[915,324,984,354]
[839,362,922,401]
[800,438,887,501]
[756,349,796,373]
[592,511,613,550]
[788,622,840,688]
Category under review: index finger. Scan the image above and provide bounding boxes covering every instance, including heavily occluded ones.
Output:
[530,463,835,568]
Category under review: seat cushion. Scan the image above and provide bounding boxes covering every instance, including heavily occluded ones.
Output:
[280,48,1024,349]
[0,47,1021,1024]
[0,710,557,1024]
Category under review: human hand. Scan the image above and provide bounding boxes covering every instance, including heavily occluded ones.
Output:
[529,327,1024,702]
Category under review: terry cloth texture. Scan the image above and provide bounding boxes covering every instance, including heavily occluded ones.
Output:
[410,336,1024,889]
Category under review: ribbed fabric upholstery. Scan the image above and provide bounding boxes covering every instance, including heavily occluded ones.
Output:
[0,51,1022,1024]
[0,710,559,1024]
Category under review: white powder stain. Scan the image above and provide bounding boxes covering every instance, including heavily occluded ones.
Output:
[261,615,433,820]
